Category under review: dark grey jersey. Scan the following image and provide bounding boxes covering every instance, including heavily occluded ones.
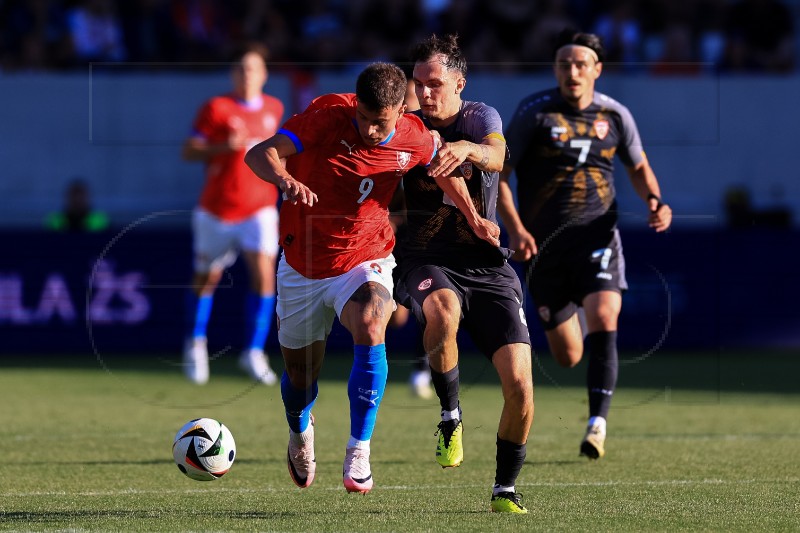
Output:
[505,88,644,241]
[399,100,511,271]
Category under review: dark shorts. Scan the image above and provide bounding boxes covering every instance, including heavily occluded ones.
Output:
[396,263,531,359]
[523,227,627,330]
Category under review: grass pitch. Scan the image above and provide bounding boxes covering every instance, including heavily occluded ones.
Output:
[1,350,798,532]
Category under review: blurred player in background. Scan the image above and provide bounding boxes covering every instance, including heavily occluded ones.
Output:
[499,29,672,460]
[181,43,283,386]
[45,177,109,232]
[396,34,534,514]
[244,63,439,494]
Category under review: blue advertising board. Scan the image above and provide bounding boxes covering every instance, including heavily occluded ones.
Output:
[1,228,797,355]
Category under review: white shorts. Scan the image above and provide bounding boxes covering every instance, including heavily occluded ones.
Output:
[192,206,279,272]
[276,254,397,349]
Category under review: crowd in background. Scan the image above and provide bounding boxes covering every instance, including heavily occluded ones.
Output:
[1,0,796,74]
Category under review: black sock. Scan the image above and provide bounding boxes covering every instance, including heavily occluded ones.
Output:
[586,330,618,419]
[430,366,459,413]
[494,436,526,490]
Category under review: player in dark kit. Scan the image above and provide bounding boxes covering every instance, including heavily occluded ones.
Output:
[499,30,672,460]
[396,34,534,514]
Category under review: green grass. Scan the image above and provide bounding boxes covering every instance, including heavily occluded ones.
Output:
[1,351,799,532]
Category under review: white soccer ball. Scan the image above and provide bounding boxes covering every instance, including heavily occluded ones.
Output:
[172,418,236,481]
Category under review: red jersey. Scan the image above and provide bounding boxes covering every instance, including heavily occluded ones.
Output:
[192,93,284,221]
[280,95,437,279]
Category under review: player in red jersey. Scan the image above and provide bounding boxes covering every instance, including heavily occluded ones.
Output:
[246,62,491,495]
[181,43,283,386]
[245,63,448,494]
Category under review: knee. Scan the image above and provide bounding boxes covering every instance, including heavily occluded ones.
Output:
[554,347,583,368]
[346,282,393,344]
[422,291,461,333]
[505,377,534,411]
[284,365,313,389]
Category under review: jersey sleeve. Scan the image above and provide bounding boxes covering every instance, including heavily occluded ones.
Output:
[191,99,221,140]
[615,103,645,168]
[278,107,343,154]
[468,102,504,143]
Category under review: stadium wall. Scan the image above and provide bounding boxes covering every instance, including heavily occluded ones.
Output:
[0,72,797,229]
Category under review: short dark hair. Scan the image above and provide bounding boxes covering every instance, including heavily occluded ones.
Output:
[554,29,605,63]
[356,62,407,110]
[230,41,270,64]
[410,34,467,76]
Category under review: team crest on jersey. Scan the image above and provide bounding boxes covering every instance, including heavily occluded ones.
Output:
[538,306,551,322]
[594,119,609,140]
[550,126,568,146]
[418,278,433,291]
[459,161,473,179]
[397,151,411,169]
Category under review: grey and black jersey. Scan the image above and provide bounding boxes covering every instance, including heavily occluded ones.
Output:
[505,88,644,241]
[398,100,511,273]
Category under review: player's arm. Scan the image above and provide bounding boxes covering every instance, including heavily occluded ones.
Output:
[498,165,537,260]
[431,172,501,247]
[427,136,506,178]
[626,153,672,232]
[181,130,250,161]
[244,134,318,206]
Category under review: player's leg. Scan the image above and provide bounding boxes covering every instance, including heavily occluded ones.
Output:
[423,288,465,467]
[275,256,335,488]
[396,265,464,467]
[281,341,325,488]
[576,228,627,459]
[334,258,397,493]
[183,269,221,384]
[184,209,237,384]
[579,289,621,459]
[238,207,279,385]
[527,254,584,366]
[490,343,533,514]
[461,264,532,513]
[544,313,584,367]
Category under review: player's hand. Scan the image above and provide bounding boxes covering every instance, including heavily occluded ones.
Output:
[428,141,470,179]
[227,127,250,151]
[471,217,501,247]
[648,198,672,232]
[280,176,318,206]
[508,228,537,261]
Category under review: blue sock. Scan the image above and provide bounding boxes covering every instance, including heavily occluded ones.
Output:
[185,291,213,339]
[348,344,388,441]
[244,292,276,350]
[281,371,318,433]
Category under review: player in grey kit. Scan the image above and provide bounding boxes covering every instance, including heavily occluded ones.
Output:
[499,30,672,459]
[395,34,533,514]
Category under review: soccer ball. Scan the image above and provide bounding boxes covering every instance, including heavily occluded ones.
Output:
[172,418,236,481]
